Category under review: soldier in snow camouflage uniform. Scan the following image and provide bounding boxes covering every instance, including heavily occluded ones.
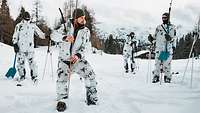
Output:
[12,12,45,83]
[51,8,98,111]
[148,13,176,83]
[123,32,137,73]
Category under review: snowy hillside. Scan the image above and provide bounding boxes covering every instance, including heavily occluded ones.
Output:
[0,42,200,113]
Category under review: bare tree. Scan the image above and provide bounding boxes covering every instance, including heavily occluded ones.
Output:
[32,0,42,25]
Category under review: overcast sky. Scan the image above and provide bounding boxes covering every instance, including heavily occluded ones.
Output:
[7,0,200,32]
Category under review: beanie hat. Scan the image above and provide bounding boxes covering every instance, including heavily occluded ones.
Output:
[72,8,85,19]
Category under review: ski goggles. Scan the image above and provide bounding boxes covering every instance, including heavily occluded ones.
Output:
[162,16,168,20]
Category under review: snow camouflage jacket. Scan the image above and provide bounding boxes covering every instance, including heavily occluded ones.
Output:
[153,24,176,54]
[12,20,45,52]
[123,36,137,56]
[51,20,90,60]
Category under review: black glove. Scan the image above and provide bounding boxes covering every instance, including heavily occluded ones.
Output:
[130,41,136,46]
[193,31,198,37]
[135,47,138,52]
[13,44,19,53]
[172,46,175,54]
[165,34,172,41]
[148,34,154,43]
[62,35,68,41]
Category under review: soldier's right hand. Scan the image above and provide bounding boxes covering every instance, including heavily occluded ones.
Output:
[63,35,74,43]
[148,34,154,43]
[13,44,19,53]
[165,34,172,41]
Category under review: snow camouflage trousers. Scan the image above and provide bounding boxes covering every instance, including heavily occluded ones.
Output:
[17,52,38,81]
[123,53,136,72]
[153,51,172,78]
[56,58,98,103]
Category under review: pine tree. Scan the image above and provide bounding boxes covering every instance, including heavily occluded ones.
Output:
[104,34,115,54]
[193,16,200,58]
[0,0,14,45]
[0,0,10,16]
[0,23,3,43]
[32,0,42,24]
[32,0,50,46]
[83,6,102,49]
[14,6,26,26]
[174,16,200,59]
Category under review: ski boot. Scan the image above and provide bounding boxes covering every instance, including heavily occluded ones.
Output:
[86,97,98,105]
[164,76,171,83]
[56,101,67,112]
[125,70,129,73]
[86,87,98,105]
[19,75,26,81]
[31,76,38,85]
[16,76,26,86]
[131,63,136,74]
[152,76,160,83]
[131,68,135,74]
[124,63,129,73]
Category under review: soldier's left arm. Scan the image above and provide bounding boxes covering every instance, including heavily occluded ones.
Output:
[170,25,176,47]
[33,24,45,39]
[74,28,90,59]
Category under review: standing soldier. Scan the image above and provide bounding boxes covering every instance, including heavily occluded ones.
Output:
[12,11,45,85]
[123,32,137,74]
[51,8,98,112]
[148,13,176,83]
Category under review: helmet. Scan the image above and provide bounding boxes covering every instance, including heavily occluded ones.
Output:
[162,12,169,24]
[23,12,30,21]
[127,32,135,37]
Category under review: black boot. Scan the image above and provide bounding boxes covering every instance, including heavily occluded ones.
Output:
[131,63,135,74]
[86,87,98,105]
[86,97,97,105]
[124,63,128,73]
[152,76,160,83]
[164,76,171,83]
[56,101,67,112]
[125,70,128,73]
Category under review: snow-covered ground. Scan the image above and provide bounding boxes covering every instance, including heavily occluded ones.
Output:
[0,42,200,113]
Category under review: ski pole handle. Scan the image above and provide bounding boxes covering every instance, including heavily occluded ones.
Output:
[13,53,17,68]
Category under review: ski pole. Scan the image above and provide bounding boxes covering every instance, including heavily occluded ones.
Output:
[182,15,200,83]
[190,52,194,88]
[181,36,197,83]
[59,0,79,98]
[146,45,152,83]
[160,61,164,85]
[42,34,54,81]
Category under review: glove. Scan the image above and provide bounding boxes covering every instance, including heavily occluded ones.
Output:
[63,35,74,43]
[70,55,79,64]
[13,44,19,53]
[165,34,172,41]
[172,46,175,54]
[135,47,138,52]
[130,41,136,46]
[193,31,198,37]
[148,34,154,43]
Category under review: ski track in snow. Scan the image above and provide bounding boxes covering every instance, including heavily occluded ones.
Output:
[0,43,200,113]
